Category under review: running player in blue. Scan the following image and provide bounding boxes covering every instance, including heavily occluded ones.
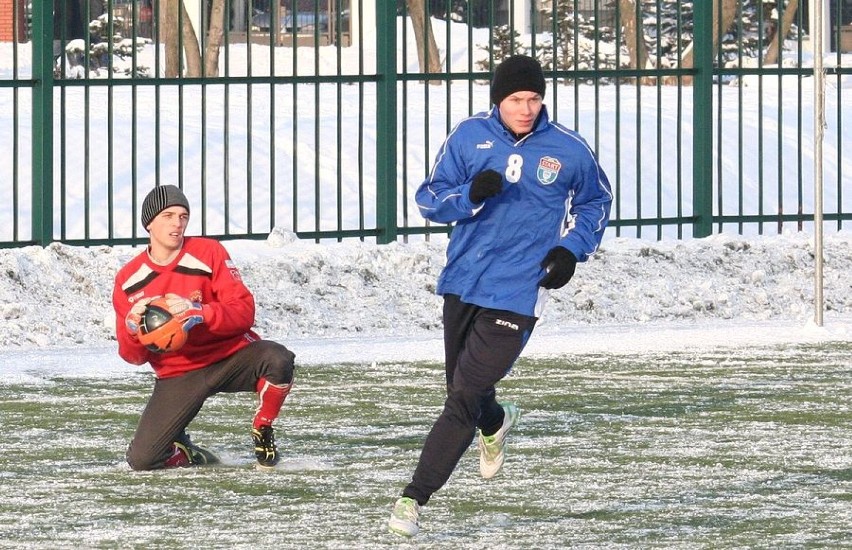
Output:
[389,54,613,537]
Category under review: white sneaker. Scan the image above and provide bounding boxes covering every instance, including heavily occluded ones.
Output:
[388,497,420,537]
[478,402,520,479]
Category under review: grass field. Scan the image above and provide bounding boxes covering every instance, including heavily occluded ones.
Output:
[1,342,850,549]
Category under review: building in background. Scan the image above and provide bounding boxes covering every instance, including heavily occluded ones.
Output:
[0,0,27,42]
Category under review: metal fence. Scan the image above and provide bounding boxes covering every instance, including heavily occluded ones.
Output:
[0,0,850,248]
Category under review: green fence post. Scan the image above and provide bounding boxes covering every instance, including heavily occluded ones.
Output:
[30,0,53,246]
[692,1,713,238]
[375,0,398,244]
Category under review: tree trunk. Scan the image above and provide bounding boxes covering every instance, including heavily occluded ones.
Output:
[161,0,203,77]
[162,0,181,77]
[181,1,203,77]
[619,0,648,82]
[763,0,799,66]
[666,0,738,85]
[407,0,442,84]
[204,0,226,76]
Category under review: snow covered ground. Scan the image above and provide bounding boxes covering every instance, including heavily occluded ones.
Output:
[1,228,850,377]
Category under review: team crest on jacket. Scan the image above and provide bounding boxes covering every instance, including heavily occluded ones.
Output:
[537,156,561,185]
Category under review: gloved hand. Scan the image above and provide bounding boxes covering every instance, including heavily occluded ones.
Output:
[163,293,205,332]
[468,170,503,203]
[125,296,158,337]
[538,247,578,289]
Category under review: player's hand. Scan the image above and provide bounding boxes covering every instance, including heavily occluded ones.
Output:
[163,293,205,332]
[125,296,157,337]
[469,170,503,203]
[538,247,578,289]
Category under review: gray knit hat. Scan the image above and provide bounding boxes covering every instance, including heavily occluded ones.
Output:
[490,54,546,105]
[140,185,190,230]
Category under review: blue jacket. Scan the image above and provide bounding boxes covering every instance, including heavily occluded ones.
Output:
[416,105,612,317]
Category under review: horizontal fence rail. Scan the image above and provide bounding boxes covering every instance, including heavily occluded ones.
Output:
[0,0,849,249]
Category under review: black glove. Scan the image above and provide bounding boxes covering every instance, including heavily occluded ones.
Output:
[469,170,503,203]
[538,247,578,289]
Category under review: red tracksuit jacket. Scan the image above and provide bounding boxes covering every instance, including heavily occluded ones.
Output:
[112,236,260,379]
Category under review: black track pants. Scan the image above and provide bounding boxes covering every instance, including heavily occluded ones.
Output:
[126,340,295,470]
[403,294,536,505]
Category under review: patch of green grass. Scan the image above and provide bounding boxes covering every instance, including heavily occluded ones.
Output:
[0,342,850,548]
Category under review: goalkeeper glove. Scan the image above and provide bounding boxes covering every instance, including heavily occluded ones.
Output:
[125,296,157,337]
[163,293,205,332]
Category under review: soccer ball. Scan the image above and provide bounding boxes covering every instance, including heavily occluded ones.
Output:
[138,298,188,353]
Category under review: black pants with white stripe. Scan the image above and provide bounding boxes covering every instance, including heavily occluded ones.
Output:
[402,294,536,506]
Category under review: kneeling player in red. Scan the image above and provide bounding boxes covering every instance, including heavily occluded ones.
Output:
[112,184,296,471]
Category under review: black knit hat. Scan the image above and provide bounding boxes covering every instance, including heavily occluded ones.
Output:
[140,185,190,230]
[490,54,546,105]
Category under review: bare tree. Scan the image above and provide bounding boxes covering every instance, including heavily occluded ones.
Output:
[204,0,227,76]
[619,0,648,82]
[160,0,203,77]
[161,0,181,77]
[407,0,442,84]
[180,1,203,77]
[665,0,738,85]
[763,0,799,66]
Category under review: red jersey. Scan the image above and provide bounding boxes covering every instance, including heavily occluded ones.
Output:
[112,236,260,378]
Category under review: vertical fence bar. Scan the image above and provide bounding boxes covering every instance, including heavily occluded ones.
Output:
[633,1,643,238]
[691,0,713,238]
[356,0,367,236]
[336,1,346,239]
[675,2,685,239]
[30,0,53,245]
[655,2,663,240]
[610,0,620,238]
[613,0,622,238]
[756,6,765,234]
[11,0,21,241]
[398,1,410,240]
[735,2,744,234]
[833,2,845,231]
[312,0,321,239]
[375,0,397,244]
[592,0,601,153]
[775,2,785,234]
[796,10,805,231]
[244,76,252,238]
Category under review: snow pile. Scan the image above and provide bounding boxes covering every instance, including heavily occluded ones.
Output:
[0,230,850,350]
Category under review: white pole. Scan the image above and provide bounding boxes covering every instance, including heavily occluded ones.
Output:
[813,0,825,326]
